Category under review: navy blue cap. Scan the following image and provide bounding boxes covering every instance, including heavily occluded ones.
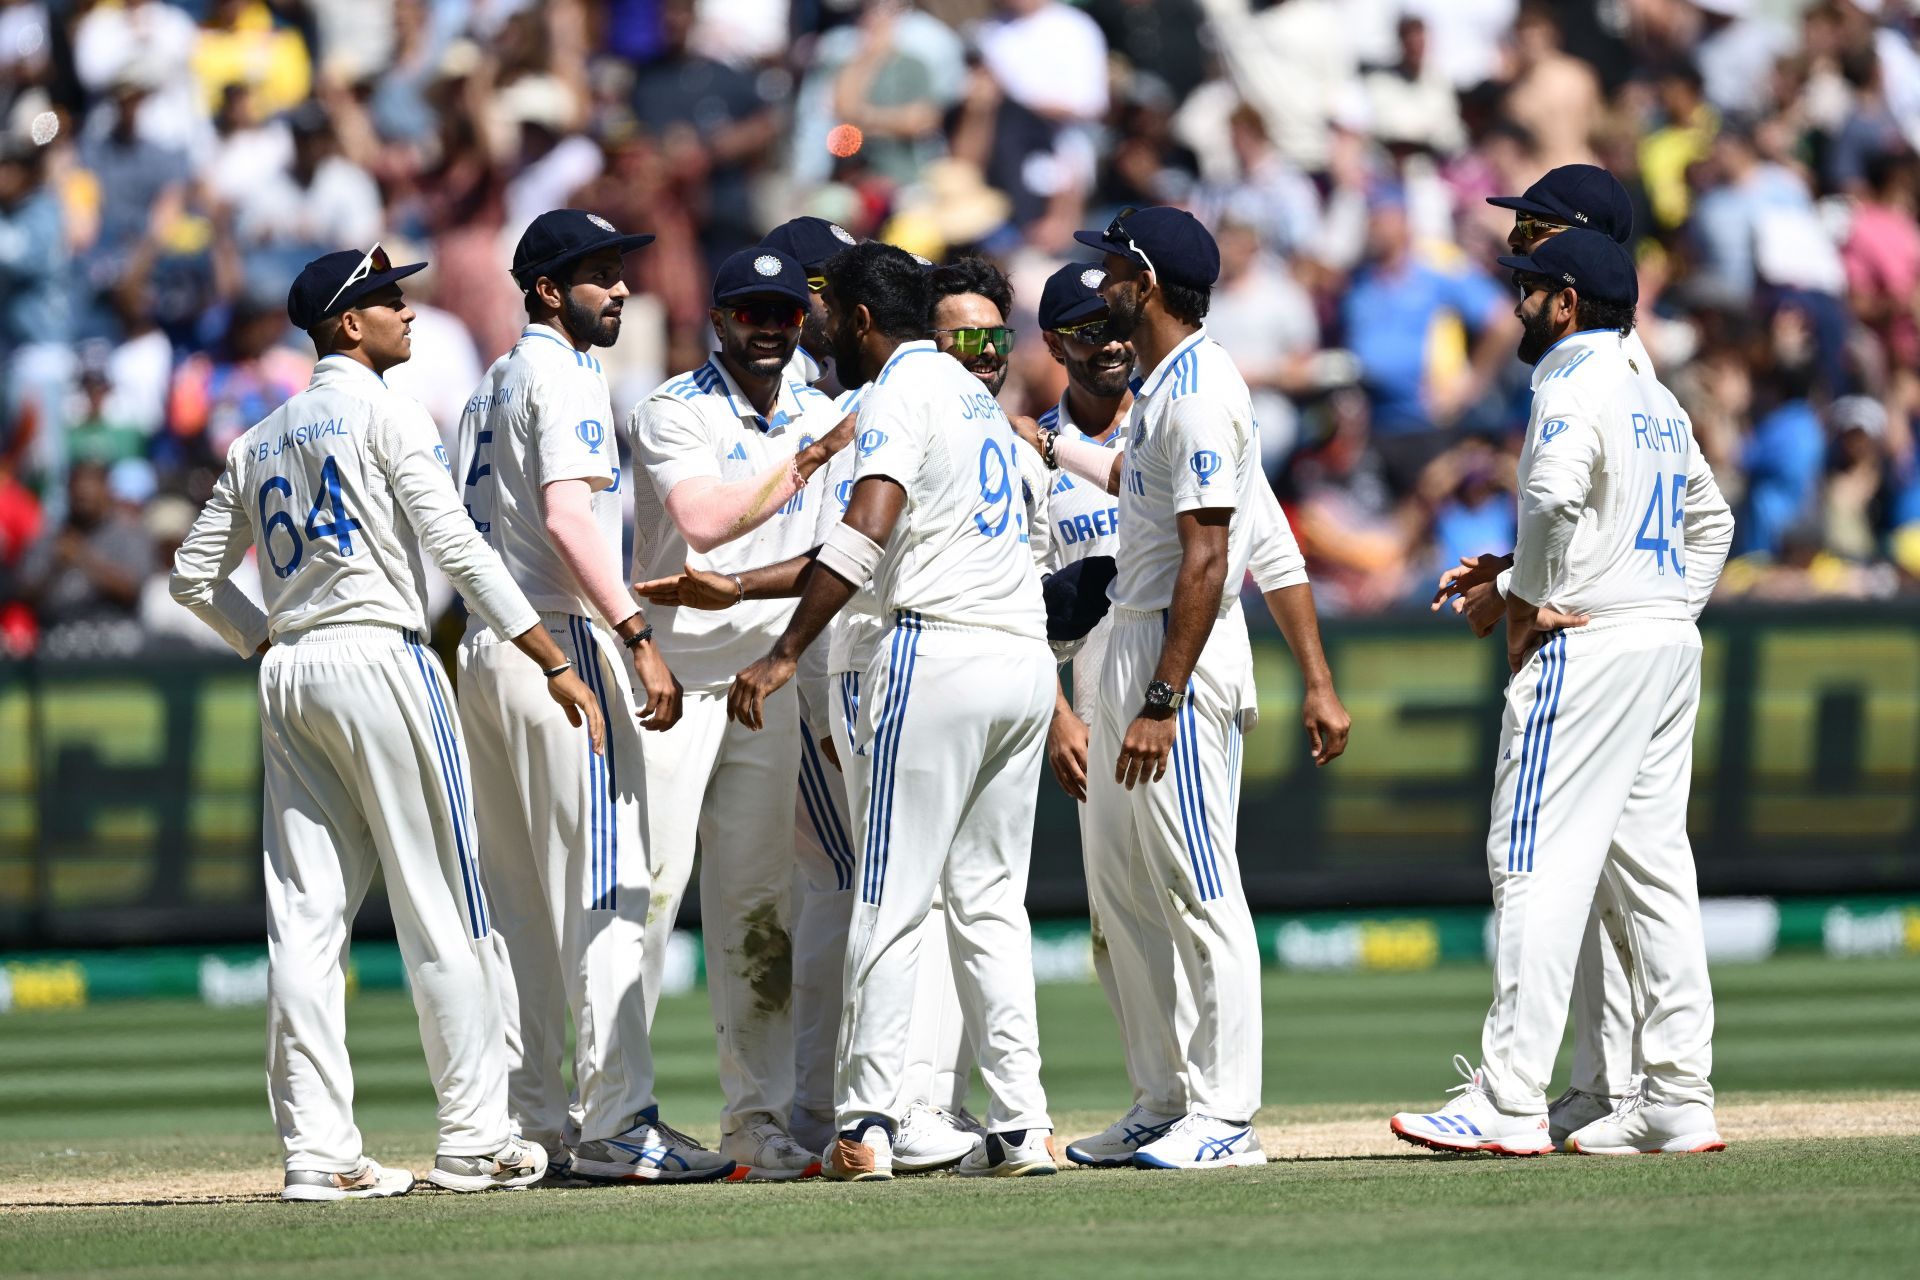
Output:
[1488,165,1634,244]
[1038,261,1111,330]
[1073,206,1220,290]
[512,209,654,288]
[712,247,809,306]
[287,245,426,330]
[1497,228,1638,306]
[1043,555,1117,643]
[759,216,860,272]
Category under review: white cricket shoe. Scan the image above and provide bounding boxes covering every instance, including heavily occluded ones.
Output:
[1389,1055,1554,1156]
[1548,1086,1619,1147]
[894,1105,984,1173]
[1565,1089,1726,1155]
[720,1120,822,1181]
[424,1136,548,1192]
[957,1128,1058,1177]
[824,1116,894,1182]
[569,1107,738,1183]
[1132,1114,1267,1170]
[1065,1104,1183,1167]
[281,1158,414,1202]
[789,1104,836,1156]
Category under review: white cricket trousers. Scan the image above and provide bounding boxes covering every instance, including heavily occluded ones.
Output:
[836,617,1053,1134]
[791,708,857,1120]
[1571,898,1641,1097]
[458,611,655,1150]
[260,623,509,1171]
[637,684,802,1138]
[1479,619,1715,1113]
[1083,607,1262,1123]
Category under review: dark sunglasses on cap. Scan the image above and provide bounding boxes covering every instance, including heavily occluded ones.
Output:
[322,242,392,313]
[806,274,827,293]
[728,300,806,329]
[1103,206,1156,279]
[1512,214,1569,247]
[936,326,1015,357]
[1511,271,1566,302]
[1053,316,1112,344]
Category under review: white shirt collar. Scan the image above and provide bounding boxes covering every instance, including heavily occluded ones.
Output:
[312,353,386,388]
[706,355,806,434]
[1528,328,1621,391]
[1134,326,1210,400]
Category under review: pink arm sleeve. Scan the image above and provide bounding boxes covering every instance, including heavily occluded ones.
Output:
[1054,432,1123,494]
[543,478,640,627]
[664,458,806,554]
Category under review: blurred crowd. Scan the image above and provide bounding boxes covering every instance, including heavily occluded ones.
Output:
[5,0,1920,658]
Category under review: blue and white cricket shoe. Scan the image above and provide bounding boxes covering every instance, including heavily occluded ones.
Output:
[1388,1054,1553,1156]
[568,1107,737,1183]
[1131,1114,1268,1170]
[1065,1104,1182,1167]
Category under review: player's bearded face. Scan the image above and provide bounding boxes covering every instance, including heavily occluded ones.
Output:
[1063,330,1132,398]
[1102,276,1145,340]
[824,288,872,386]
[1515,280,1567,365]
[717,300,802,378]
[560,251,628,349]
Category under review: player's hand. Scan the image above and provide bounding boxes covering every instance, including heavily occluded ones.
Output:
[729,653,797,730]
[1302,684,1350,766]
[1048,705,1090,801]
[1505,595,1591,673]
[799,412,857,477]
[632,642,683,730]
[633,565,740,610]
[1116,710,1176,790]
[1433,553,1513,640]
[1009,413,1044,456]
[819,732,841,771]
[547,668,607,755]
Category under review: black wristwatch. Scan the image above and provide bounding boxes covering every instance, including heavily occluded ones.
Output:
[1142,679,1185,714]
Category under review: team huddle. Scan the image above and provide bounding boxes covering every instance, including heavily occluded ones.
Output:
[169,163,1735,1201]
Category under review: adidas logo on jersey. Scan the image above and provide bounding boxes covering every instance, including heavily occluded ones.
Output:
[728,443,748,461]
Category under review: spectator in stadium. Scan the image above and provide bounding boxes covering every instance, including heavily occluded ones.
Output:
[15,459,151,650]
[1501,4,1602,171]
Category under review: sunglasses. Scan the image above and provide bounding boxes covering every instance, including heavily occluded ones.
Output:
[728,300,806,329]
[806,274,826,293]
[323,242,391,314]
[1512,214,1568,246]
[1511,271,1565,302]
[936,326,1015,357]
[1053,316,1112,344]
[1104,206,1156,280]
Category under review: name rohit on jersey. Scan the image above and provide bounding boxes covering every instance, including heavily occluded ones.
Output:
[1631,413,1689,454]
[255,417,352,460]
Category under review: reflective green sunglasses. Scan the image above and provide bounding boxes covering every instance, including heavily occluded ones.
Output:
[936,325,1015,357]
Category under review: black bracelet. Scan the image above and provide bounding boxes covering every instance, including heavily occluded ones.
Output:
[1040,426,1060,469]
[622,624,655,649]
[542,661,573,679]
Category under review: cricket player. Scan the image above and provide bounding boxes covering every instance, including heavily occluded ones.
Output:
[1436,165,1652,1145]
[1020,261,1349,1166]
[171,245,603,1199]
[1031,213,1347,1168]
[622,246,851,1180]
[728,241,1058,1181]
[456,209,734,1183]
[1390,229,1734,1156]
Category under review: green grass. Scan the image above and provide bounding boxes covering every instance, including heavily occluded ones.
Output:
[5,954,1919,1278]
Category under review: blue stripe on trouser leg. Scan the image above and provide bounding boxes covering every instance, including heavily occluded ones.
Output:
[1506,637,1558,872]
[1512,636,1565,875]
[1169,691,1209,899]
[566,618,602,908]
[798,722,853,890]
[419,635,488,933]
[861,613,921,905]
[1171,689,1221,901]
[403,631,485,938]
[1521,635,1569,873]
[581,619,619,910]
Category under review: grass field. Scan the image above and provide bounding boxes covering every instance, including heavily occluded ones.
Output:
[5,954,1919,1278]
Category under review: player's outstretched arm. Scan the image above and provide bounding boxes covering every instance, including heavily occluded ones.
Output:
[1018,413,1125,496]
[634,552,815,609]
[657,412,856,553]
[728,474,906,730]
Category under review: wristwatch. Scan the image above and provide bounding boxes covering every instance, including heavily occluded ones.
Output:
[1142,679,1185,713]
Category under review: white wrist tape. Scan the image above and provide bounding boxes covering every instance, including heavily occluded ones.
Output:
[816,522,884,586]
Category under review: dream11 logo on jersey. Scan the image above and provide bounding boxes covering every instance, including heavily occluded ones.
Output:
[576,419,605,453]
[1189,450,1222,487]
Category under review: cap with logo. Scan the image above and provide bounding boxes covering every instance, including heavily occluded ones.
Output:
[759,216,859,272]
[712,247,809,306]
[1487,164,1634,244]
[1496,227,1638,307]
[511,209,655,289]
[287,245,428,331]
[1073,206,1220,291]
[1038,261,1111,331]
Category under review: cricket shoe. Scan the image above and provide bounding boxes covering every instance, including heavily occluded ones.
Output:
[892,1105,983,1173]
[824,1116,894,1182]
[281,1158,414,1202]
[424,1136,548,1192]
[568,1107,737,1183]
[1564,1089,1726,1155]
[720,1120,822,1181]
[1548,1085,1621,1147]
[1065,1104,1182,1167]
[1132,1114,1267,1170]
[789,1104,836,1155]
[957,1128,1058,1177]
[1389,1055,1552,1156]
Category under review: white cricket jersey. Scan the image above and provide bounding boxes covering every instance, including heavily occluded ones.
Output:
[455,324,621,617]
[849,341,1046,639]
[625,355,842,688]
[171,355,538,649]
[1040,393,1124,719]
[1110,329,1263,613]
[1510,329,1733,621]
[818,390,886,677]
